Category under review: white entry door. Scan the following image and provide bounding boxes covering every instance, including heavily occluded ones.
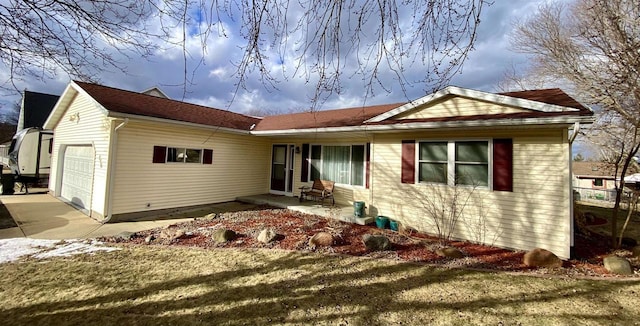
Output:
[60,146,94,211]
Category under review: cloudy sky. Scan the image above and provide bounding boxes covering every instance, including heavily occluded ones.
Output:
[0,1,545,116]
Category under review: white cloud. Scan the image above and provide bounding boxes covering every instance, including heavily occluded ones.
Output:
[0,1,549,117]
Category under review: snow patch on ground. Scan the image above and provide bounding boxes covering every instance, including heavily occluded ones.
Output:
[0,238,119,264]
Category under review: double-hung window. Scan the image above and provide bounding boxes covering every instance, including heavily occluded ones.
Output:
[418,140,489,187]
[308,144,365,186]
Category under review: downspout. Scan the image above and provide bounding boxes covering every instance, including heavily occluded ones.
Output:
[568,122,580,258]
[102,118,129,223]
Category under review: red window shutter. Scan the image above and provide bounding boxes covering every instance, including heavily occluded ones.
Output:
[152,146,166,163]
[300,144,309,182]
[401,140,415,184]
[203,149,213,164]
[365,143,371,189]
[493,139,513,192]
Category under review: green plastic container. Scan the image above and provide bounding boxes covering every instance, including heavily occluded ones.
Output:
[376,216,389,229]
[389,220,399,231]
[354,201,366,217]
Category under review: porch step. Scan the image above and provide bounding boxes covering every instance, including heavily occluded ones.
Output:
[336,215,375,225]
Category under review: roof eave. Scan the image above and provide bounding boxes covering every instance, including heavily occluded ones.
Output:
[106,111,252,135]
[251,115,595,136]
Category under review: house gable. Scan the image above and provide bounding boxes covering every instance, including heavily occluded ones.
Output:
[366,86,589,124]
[393,95,531,120]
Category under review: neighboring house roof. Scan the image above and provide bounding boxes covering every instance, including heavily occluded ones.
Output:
[572,162,639,179]
[19,91,60,130]
[140,86,170,99]
[45,81,261,131]
[44,81,594,134]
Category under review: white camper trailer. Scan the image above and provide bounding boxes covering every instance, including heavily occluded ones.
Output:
[8,127,53,182]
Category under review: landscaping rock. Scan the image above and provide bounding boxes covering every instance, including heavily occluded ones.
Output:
[362,234,391,251]
[257,228,278,243]
[309,232,334,248]
[621,237,638,247]
[603,256,633,275]
[212,228,237,243]
[116,231,136,241]
[632,245,640,258]
[171,229,186,241]
[144,235,155,244]
[436,247,465,258]
[523,248,563,268]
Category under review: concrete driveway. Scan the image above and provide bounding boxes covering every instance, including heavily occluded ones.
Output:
[0,194,193,240]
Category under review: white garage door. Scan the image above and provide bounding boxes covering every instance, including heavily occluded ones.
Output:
[61,146,94,211]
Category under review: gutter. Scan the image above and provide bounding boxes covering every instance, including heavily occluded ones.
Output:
[251,116,595,136]
[103,118,129,222]
[567,121,580,257]
[107,111,254,135]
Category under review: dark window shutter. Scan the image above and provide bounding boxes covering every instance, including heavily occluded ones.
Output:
[493,139,513,192]
[401,140,415,184]
[365,143,371,189]
[152,146,167,163]
[301,144,309,182]
[203,149,213,164]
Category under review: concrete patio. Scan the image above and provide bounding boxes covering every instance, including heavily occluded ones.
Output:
[236,194,374,225]
[0,193,374,241]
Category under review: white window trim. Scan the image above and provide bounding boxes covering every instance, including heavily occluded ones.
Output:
[416,139,493,189]
[308,143,367,188]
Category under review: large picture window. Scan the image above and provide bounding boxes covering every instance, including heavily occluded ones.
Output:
[308,144,366,186]
[418,140,490,187]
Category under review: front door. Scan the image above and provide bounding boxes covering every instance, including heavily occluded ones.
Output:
[270,144,294,195]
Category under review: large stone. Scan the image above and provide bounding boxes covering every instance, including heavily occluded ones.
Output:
[436,247,465,258]
[212,228,237,243]
[632,246,640,258]
[523,248,563,268]
[309,232,335,248]
[257,228,278,243]
[116,231,136,241]
[603,256,633,275]
[362,234,391,251]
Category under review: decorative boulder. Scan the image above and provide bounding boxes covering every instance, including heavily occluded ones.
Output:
[523,248,563,268]
[144,235,155,244]
[362,234,391,251]
[212,228,237,243]
[309,232,335,248]
[257,228,278,243]
[436,247,465,258]
[603,256,633,275]
[632,245,640,258]
[116,231,136,241]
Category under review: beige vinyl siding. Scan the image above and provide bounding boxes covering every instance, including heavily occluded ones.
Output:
[111,121,271,215]
[395,96,529,120]
[370,128,572,258]
[267,137,373,206]
[49,92,111,218]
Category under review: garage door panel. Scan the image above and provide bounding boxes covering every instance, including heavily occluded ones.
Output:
[61,146,94,211]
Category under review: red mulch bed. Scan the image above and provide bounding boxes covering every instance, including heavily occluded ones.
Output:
[102,206,637,278]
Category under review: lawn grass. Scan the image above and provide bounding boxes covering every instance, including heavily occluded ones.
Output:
[1,246,639,325]
[577,203,640,240]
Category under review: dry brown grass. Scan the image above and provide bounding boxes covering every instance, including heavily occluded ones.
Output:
[1,245,639,325]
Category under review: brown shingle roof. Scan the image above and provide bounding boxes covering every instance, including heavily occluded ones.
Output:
[75,81,260,130]
[253,103,406,131]
[499,88,592,115]
[573,161,639,178]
